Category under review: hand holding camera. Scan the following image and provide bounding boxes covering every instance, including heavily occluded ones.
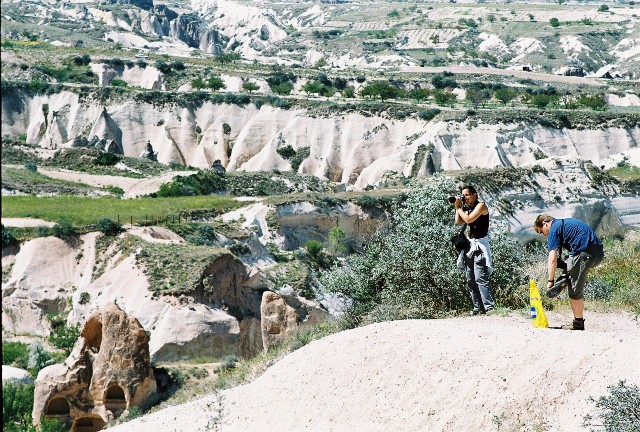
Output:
[448,194,464,204]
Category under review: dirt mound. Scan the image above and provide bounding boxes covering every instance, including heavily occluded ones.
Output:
[107,311,639,432]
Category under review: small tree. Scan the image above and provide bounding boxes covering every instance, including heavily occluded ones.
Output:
[192,77,206,90]
[408,87,430,102]
[597,4,609,12]
[527,93,558,109]
[494,87,517,106]
[110,78,127,87]
[242,81,260,93]
[321,176,531,323]
[360,81,402,102]
[328,227,347,256]
[301,80,324,96]
[206,76,226,92]
[342,86,356,98]
[27,342,54,375]
[465,88,491,109]
[273,82,293,95]
[49,322,80,355]
[549,17,560,27]
[94,152,121,166]
[305,240,324,260]
[434,90,457,107]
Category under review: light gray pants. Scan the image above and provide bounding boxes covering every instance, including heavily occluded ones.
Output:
[464,250,495,312]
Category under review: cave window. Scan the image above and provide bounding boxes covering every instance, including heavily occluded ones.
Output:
[72,416,106,432]
[104,384,127,411]
[46,397,70,415]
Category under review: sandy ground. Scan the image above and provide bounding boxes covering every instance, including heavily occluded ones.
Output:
[1,218,56,228]
[107,310,639,432]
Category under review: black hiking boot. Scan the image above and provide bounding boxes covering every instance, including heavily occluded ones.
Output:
[546,275,571,298]
[561,318,585,331]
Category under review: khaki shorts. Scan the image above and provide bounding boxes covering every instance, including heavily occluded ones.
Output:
[566,244,604,300]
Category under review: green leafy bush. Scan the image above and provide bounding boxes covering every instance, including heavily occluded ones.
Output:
[2,341,29,369]
[48,317,80,355]
[3,383,35,430]
[79,292,91,305]
[321,176,530,323]
[52,222,74,239]
[228,241,251,256]
[3,381,66,432]
[94,152,122,166]
[584,380,640,432]
[27,342,56,376]
[305,240,324,259]
[355,195,378,208]
[185,225,218,246]
[157,171,226,197]
[97,217,123,236]
[328,227,347,256]
[2,224,19,247]
[418,108,441,121]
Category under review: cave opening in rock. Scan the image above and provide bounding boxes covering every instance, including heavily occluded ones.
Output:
[104,384,127,411]
[72,416,106,432]
[45,397,70,415]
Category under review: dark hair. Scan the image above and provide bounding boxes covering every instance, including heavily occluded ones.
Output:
[462,185,477,195]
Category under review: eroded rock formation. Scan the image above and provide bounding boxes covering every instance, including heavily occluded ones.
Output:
[260,289,330,352]
[32,303,158,431]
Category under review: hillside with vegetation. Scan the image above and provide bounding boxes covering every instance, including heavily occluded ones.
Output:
[1,0,639,431]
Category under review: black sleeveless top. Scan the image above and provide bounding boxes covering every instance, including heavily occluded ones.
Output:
[467,204,489,239]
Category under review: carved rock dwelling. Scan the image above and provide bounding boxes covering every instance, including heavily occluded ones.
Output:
[32,303,158,431]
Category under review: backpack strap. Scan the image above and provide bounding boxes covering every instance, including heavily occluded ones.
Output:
[559,219,565,257]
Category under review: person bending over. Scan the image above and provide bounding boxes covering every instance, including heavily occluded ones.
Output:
[533,214,604,330]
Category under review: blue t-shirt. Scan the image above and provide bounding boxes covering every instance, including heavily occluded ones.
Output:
[547,218,603,255]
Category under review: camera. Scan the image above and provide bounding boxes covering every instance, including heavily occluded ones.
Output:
[448,194,464,204]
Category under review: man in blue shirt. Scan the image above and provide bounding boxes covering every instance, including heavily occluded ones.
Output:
[533,215,604,330]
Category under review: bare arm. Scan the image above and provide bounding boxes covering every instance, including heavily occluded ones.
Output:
[547,248,558,288]
[455,202,488,224]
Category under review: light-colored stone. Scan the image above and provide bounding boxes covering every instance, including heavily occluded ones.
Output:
[2,233,98,314]
[261,291,299,352]
[2,365,34,385]
[1,297,52,337]
[260,290,330,352]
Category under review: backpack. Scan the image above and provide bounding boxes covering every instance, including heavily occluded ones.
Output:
[451,223,470,253]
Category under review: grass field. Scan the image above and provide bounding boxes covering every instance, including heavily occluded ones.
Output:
[607,163,640,181]
[1,195,248,226]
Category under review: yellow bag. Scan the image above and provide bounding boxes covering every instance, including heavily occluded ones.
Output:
[529,279,549,328]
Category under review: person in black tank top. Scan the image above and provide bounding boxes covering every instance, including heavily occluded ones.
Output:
[454,185,495,315]
[469,213,489,239]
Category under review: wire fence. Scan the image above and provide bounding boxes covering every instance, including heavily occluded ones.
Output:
[117,213,202,228]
